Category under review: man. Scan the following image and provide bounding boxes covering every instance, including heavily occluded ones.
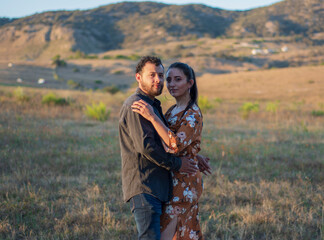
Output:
[119,56,199,239]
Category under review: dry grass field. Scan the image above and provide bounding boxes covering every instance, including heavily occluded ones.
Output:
[0,64,324,239]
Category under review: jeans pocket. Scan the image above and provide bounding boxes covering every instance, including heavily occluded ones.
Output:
[130,194,147,213]
[130,197,135,212]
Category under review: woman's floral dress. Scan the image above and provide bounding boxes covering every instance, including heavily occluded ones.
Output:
[161,103,204,240]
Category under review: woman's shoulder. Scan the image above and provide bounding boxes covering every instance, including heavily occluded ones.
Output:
[165,104,177,115]
[186,103,202,117]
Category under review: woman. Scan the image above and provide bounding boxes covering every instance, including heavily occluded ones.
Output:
[132,62,207,240]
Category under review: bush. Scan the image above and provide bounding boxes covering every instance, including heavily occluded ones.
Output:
[52,55,67,67]
[67,80,83,89]
[13,87,30,102]
[311,110,324,117]
[115,55,129,60]
[94,80,103,84]
[266,101,279,113]
[214,98,223,104]
[84,54,98,59]
[85,102,110,121]
[239,102,259,119]
[112,70,124,75]
[42,93,69,106]
[102,85,120,94]
[198,96,213,113]
[103,54,140,61]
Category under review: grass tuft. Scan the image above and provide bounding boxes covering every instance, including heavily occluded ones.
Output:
[84,102,111,121]
[239,102,259,119]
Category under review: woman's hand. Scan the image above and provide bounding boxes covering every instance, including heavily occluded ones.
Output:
[131,99,155,122]
[197,154,212,176]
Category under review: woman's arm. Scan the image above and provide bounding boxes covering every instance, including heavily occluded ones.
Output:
[131,99,172,149]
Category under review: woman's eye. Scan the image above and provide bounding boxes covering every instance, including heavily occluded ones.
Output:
[166,78,171,83]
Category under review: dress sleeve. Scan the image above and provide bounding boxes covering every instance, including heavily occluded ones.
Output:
[164,107,203,154]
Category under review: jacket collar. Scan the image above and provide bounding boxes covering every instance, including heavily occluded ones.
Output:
[136,88,161,107]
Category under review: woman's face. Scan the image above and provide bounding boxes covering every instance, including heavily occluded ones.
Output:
[166,68,193,99]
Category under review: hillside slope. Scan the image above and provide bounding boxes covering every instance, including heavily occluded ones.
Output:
[0,0,323,60]
[228,0,324,37]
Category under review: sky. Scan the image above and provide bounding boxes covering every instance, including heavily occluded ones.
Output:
[1,0,283,18]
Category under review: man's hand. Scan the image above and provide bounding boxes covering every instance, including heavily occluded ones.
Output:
[179,157,198,174]
[196,154,212,176]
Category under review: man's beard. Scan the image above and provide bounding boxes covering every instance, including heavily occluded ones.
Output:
[141,83,164,97]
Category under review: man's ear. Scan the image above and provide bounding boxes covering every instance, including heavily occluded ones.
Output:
[135,73,141,83]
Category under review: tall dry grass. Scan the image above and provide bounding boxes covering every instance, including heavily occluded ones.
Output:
[0,76,323,239]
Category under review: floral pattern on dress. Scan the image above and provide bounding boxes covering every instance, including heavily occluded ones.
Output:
[160,103,204,240]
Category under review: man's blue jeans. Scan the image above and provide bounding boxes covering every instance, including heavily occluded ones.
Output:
[129,193,162,240]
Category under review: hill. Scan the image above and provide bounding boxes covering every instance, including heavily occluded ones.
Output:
[0,17,15,27]
[0,0,323,61]
[228,0,324,38]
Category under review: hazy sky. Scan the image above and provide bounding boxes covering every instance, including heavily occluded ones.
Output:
[1,0,283,18]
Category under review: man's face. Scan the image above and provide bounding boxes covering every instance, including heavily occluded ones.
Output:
[136,62,164,99]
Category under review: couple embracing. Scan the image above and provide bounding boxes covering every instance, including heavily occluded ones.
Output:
[119,56,211,240]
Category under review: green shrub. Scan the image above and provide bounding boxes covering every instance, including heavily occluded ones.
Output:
[67,80,83,89]
[198,96,213,113]
[128,54,141,61]
[95,80,103,84]
[311,110,324,117]
[115,55,129,60]
[69,50,85,59]
[84,54,98,59]
[112,70,124,75]
[85,102,110,121]
[239,102,259,119]
[266,101,279,113]
[42,93,69,106]
[13,87,30,102]
[102,85,120,94]
[52,55,67,67]
[103,54,140,61]
[214,98,223,104]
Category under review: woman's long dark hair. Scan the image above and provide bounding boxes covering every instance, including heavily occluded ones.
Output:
[167,62,198,117]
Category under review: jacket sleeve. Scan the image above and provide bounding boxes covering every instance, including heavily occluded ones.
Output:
[126,105,182,171]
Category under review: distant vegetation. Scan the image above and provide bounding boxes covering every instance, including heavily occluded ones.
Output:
[103,54,141,61]
[52,55,67,67]
[0,0,323,56]
[42,92,69,106]
[13,87,30,102]
[239,102,260,119]
[0,17,15,27]
[312,110,324,117]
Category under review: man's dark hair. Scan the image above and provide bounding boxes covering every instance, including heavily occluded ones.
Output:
[135,56,163,74]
